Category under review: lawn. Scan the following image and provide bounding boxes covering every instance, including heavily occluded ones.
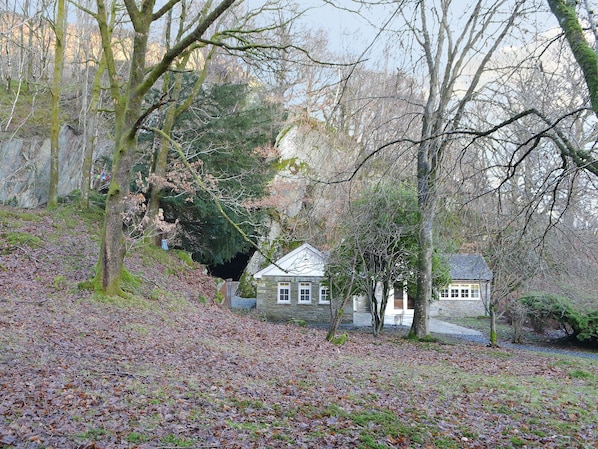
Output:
[1,205,597,448]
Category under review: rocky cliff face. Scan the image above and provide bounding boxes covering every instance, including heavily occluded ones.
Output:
[0,127,110,208]
[246,120,359,274]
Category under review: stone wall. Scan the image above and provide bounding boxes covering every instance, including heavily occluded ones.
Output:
[256,275,353,323]
[430,299,486,318]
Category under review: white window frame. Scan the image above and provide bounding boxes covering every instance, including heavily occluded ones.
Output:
[277,282,291,304]
[319,286,330,304]
[298,282,312,304]
[441,283,481,300]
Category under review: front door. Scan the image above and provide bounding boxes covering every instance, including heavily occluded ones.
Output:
[393,284,413,311]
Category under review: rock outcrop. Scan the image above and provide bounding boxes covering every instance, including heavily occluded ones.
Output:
[0,126,110,207]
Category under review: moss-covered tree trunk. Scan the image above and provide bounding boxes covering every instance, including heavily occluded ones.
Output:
[96,0,153,295]
[489,303,498,347]
[326,307,345,342]
[547,0,598,114]
[48,0,66,209]
[94,0,237,295]
[145,75,176,230]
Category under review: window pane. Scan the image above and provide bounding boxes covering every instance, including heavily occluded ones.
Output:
[471,285,480,298]
[299,282,311,303]
[319,287,329,303]
[278,282,290,303]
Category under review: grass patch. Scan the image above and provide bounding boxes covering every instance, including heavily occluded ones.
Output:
[0,208,43,224]
[569,369,594,380]
[52,275,68,290]
[176,249,194,267]
[88,291,152,311]
[55,203,103,232]
[1,231,43,249]
[160,434,196,448]
[76,426,106,441]
[441,316,514,340]
[126,432,148,444]
[352,409,425,445]
[121,268,142,294]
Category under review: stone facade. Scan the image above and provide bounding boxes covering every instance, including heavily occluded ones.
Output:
[430,297,487,318]
[430,278,491,318]
[256,275,353,323]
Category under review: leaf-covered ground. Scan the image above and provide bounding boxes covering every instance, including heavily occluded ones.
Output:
[1,205,597,448]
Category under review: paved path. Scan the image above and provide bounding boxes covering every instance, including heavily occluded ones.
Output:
[352,312,482,336]
[230,301,483,337]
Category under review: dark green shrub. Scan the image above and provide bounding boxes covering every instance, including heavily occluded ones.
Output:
[520,293,598,343]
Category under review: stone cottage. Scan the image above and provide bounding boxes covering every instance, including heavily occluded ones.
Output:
[253,243,353,323]
[255,245,492,324]
[430,253,493,318]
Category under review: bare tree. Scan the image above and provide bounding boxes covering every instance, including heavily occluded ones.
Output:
[393,0,528,338]
[437,22,598,342]
[80,0,311,295]
[48,0,66,208]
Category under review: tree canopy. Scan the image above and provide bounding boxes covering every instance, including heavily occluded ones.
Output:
[140,81,283,265]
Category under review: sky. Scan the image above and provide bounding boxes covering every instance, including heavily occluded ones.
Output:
[244,0,392,57]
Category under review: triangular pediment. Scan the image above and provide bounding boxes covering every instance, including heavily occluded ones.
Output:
[253,243,326,278]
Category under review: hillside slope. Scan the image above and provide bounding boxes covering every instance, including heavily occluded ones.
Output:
[1,205,598,448]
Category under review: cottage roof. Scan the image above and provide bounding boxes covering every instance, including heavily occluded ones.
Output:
[449,254,493,281]
[253,243,326,279]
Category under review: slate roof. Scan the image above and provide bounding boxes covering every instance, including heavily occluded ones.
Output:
[449,254,493,281]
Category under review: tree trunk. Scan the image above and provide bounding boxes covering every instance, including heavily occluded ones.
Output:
[48,0,66,209]
[411,208,433,338]
[80,56,105,208]
[489,304,498,347]
[373,280,390,336]
[326,306,345,342]
[96,0,152,294]
[145,72,179,230]
[547,0,598,114]
[98,131,137,295]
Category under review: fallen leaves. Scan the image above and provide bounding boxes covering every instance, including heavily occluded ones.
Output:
[2,206,598,448]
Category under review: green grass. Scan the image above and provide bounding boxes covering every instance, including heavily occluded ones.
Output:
[160,434,196,448]
[0,208,43,224]
[569,369,594,379]
[126,432,148,444]
[1,231,43,249]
